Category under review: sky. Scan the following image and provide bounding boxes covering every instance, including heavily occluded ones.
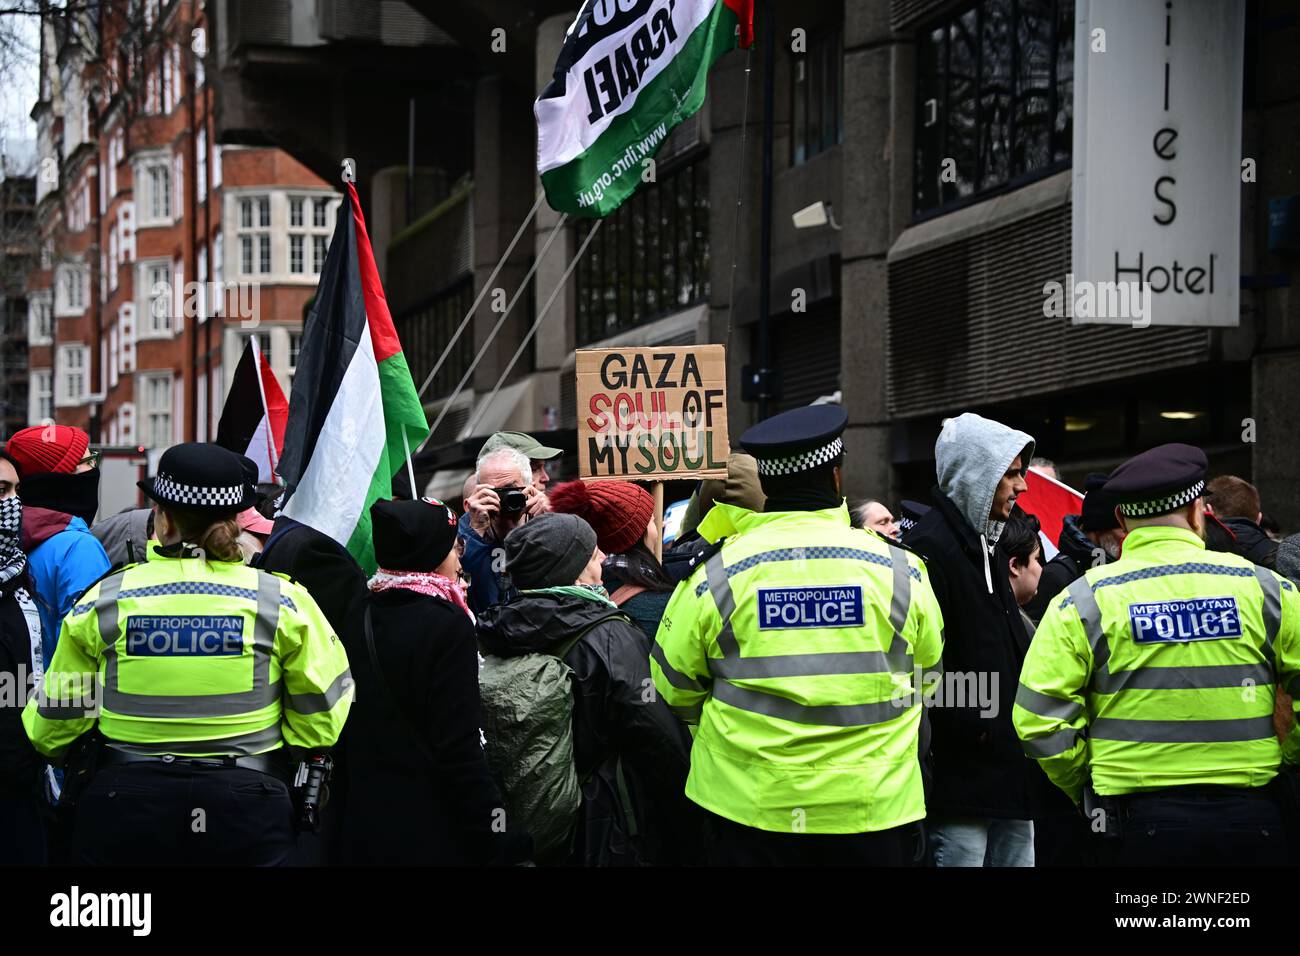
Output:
[1,9,41,175]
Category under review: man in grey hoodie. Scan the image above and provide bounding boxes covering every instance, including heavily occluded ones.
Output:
[903,412,1040,867]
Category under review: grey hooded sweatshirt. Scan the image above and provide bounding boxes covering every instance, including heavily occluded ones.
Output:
[935,413,1035,593]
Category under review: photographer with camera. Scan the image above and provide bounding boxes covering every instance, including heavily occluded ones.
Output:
[459,443,553,615]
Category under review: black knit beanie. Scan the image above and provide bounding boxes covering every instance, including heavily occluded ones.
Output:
[505,513,598,589]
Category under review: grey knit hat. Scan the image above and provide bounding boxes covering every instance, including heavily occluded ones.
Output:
[1277,534,1300,588]
[504,513,598,590]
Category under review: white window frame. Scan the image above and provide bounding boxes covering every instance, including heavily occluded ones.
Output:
[118,303,136,374]
[288,194,335,277]
[139,371,173,449]
[211,143,222,189]
[27,292,52,344]
[135,153,174,226]
[236,194,271,276]
[55,344,88,407]
[196,127,207,203]
[28,369,52,425]
[54,262,88,316]
[137,259,174,337]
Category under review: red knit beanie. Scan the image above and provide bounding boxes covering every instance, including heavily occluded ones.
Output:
[5,425,90,478]
[548,480,654,555]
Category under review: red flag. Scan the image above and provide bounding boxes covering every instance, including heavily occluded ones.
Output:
[1018,468,1084,560]
[215,335,288,483]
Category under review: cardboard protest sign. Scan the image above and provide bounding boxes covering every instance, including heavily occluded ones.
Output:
[577,345,728,480]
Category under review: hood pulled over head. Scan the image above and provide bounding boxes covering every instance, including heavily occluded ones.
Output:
[935,412,1034,540]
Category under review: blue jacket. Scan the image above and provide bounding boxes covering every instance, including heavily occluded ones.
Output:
[457,511,515,616]
[25,516,111,667]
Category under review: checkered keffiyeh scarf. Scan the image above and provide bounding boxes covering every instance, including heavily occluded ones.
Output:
[368,568,474,621]
[0,496,27,588]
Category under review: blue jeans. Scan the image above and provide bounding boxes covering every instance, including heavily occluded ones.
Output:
[929,816,1035,867]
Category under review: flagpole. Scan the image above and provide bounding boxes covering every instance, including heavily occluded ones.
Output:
[415,191,547,402]
[418,212,570,453]
[402,425,418,500]
[250,332,279,482]
[464,218,604,437]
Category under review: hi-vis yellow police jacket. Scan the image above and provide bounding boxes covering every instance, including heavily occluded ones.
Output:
[23,543,353,759]
[1014,526,1300,803]
[651,502,944,834]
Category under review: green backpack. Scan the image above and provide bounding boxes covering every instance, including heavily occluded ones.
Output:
[478,620,618,864]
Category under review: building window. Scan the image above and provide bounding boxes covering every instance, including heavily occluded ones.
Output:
[140,372,172,449]
[289,194,334,276]
[28,294,52,344]
[138,158,173,224]
[575,153,710,346]
[29,369,52,424]
[139,260,173,335]
[792,25,844,165]
[197,128,207,202]
[212,144,222,189]
[395,279,474,400]
[286,330,302,390]
[913,0,1074,216]
[55,263,87,315]
[55,345,87,406]
[238,196,271,275]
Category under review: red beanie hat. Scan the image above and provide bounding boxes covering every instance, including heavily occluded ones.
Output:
[5,425,90,478]
[548,480,654,555]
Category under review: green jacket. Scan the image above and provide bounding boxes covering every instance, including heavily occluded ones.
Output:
[650,502,944,834]
[24,544,353,758]
[1014,525,1300,803]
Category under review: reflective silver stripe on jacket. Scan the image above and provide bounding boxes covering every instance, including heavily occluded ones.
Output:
[101,570,283,719]
[651,641,706,692]
[1015,682,1083,723]
[696,541,923,726]
[285,668,355,715]
[1022,727,1081,758]
[1090,715,1276,744]
[1254,566,1281,656]
[104,722,284,757]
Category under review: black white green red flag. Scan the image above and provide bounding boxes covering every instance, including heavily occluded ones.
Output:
[536,0,754,218]
[277,182,429,574]
[215,334,287,484]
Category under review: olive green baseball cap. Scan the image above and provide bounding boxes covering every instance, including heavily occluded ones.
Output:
[478,431,563,461]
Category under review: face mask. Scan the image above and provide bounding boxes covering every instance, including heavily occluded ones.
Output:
[0,495,21,557]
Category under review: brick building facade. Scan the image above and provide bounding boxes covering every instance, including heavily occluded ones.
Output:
[24,0,339,467]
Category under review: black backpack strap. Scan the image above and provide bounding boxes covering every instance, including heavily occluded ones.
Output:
[364,604,437,764]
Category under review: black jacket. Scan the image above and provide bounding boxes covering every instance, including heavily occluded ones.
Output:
[1217,517,1278,568]
[476,590,702,866]
[905,489,1042,820]
[339,589,529,865]
[1025,514,1095,624]
[0,574,39,796]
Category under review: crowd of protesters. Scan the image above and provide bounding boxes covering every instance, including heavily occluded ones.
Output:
[2,415,1299,867]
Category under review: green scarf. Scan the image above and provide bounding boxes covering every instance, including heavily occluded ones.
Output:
[522,584,616,607]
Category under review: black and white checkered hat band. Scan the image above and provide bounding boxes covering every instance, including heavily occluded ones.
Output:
[1117,480,1205,518]
[152,472,246,508]
[756,437,845,477]
[898,516,917,532]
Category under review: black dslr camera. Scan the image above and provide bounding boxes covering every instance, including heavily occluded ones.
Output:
[498,486,528,516]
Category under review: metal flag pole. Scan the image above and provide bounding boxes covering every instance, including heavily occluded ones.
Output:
[401,425,418,500]
[419,211,570,452]
[415,191,548,401]
[463,219,605,437]
[724,43,755,348]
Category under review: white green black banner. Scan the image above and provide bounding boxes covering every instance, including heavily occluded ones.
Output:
[536,0,754,218]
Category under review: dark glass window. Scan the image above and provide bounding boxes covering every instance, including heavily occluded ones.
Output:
[394,278,475,400]
[574,153,709,346]
[913,0,1074,216]
[792,27,844,165]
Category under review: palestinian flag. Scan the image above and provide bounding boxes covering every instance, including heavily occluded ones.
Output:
[215,333,288,484]
[537,0,754,218]
[1019,468,1086,562]
[277,182,430,574]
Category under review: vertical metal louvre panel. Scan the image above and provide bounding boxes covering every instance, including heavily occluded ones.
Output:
[772,305,841,410]
[887,202,1211,417]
